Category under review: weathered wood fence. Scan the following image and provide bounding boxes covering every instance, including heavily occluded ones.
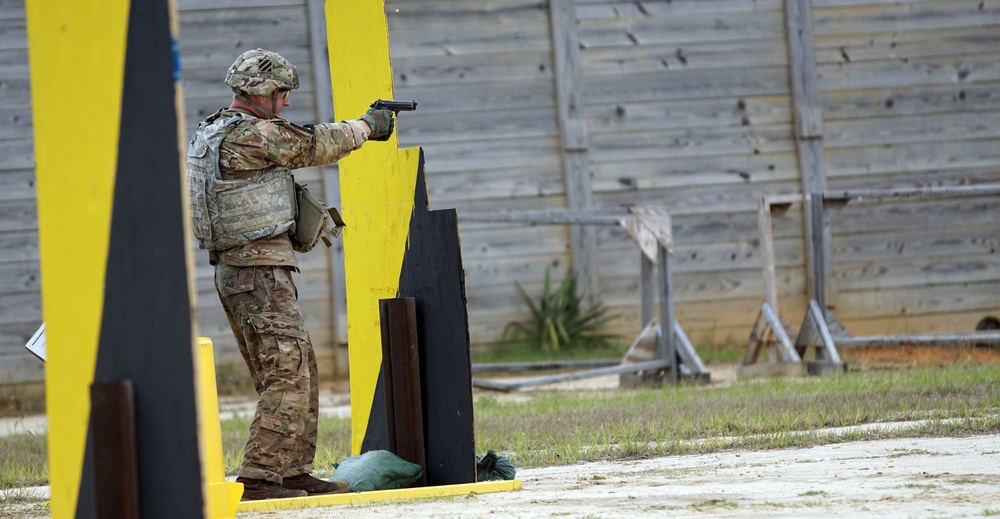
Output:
[1,0,997,386]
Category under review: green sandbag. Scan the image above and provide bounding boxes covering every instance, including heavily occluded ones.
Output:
[329,450,423,492]
[476,450,516,481]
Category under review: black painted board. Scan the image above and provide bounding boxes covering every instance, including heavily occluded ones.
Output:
[397,148,476,486]
[77,0,204,516]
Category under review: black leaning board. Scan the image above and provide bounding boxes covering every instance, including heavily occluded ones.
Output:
[397,148,476,486]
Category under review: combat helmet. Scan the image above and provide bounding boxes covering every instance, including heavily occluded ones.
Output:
[225,48,299,96]
[225,49,298,118]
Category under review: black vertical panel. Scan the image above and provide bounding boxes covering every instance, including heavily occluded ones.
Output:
[77,0,203,516]
[361,371,389,453]
[397,149,476,486]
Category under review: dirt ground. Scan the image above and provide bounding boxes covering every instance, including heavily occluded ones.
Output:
[239,433,1000,519]
[233,348,1000,519]
[841,343,1000,369]
[4,347,999,518]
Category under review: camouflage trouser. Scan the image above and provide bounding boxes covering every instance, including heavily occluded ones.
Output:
[215,264,319,484]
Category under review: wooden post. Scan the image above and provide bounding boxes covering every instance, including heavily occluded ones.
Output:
[90,381,140,519]
[657,244,677,384]
[757,197,780,315]
[784,0,829,312]
[549,0,598,301]
[640,252,654,326]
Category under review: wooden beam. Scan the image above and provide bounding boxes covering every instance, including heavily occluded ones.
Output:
[472,359,673,392]
[471,360,617,373]
[640,253,654,326]
[461,209,628,225]
[657,245,677,384]
[549,0,598,300]
[824,184,1000,202]
[757,197,780,314]
[835,332,1000,348]
[785,0,829,311]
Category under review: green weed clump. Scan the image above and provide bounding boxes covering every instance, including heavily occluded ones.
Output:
[498,268,620,355]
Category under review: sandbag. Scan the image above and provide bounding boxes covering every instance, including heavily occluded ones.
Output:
[476,450,516,481]
[330,450,423,492]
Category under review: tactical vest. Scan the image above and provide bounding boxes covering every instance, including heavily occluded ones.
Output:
[187,113,296,251]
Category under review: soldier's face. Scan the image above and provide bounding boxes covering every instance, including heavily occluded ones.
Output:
[273,90,291,115]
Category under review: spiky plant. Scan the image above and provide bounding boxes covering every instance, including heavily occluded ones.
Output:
[501,268,619,353]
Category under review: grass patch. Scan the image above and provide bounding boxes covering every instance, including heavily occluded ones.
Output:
[690,499,738,510]
[887,448,943,458]
[983,508,1000,516]
[694,342,745,365]
[0,432,47,489]
[472,365,1000,468]
[4,364,1000,492]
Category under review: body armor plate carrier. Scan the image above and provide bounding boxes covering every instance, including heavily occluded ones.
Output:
[187,113,296,251]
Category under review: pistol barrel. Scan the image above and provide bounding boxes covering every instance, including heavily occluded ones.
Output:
[371,99,418,112]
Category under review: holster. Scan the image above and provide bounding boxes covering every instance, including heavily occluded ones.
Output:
[290,182,346,253]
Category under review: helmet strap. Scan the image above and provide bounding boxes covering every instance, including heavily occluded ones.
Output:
[236,92,278,119]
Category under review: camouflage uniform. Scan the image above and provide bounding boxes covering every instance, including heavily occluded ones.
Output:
[207,107,367,484]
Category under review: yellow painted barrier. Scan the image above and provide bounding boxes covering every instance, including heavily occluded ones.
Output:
[326,1,418,454]
[26,1,129,516]
[197,338,244,519]
[238,479,523,513]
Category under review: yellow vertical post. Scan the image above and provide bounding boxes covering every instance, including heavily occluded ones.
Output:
[197,338,244,519]
[25,1,129,516]
[325,1,421,454]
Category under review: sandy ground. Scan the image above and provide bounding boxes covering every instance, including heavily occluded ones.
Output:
[237,433,1000,519]
[5,432,998,518]
[5,356,999,518]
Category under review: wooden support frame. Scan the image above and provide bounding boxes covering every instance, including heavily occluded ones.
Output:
[619,321,710,388]
[743,302,801,366]
[756,184,1000,371]
[465,207,709,390]
[794,300,841,364]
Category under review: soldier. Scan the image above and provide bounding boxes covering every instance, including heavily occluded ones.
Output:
[187,48,394,500]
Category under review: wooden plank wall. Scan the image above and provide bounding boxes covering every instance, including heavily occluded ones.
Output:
[385,0,575,348]
[812,0,1000,335]
[388,0,809,345]
[0,0,43,384]
[574,0,807,344]
[3,0,998,387]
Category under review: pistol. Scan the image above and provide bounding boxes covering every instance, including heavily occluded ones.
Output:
[370,99,418,113]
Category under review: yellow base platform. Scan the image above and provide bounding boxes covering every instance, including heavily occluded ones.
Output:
[238,479,522,512]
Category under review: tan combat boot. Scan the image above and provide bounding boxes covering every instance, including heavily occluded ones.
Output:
[281,473,349,495]
[237,477,308,500]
